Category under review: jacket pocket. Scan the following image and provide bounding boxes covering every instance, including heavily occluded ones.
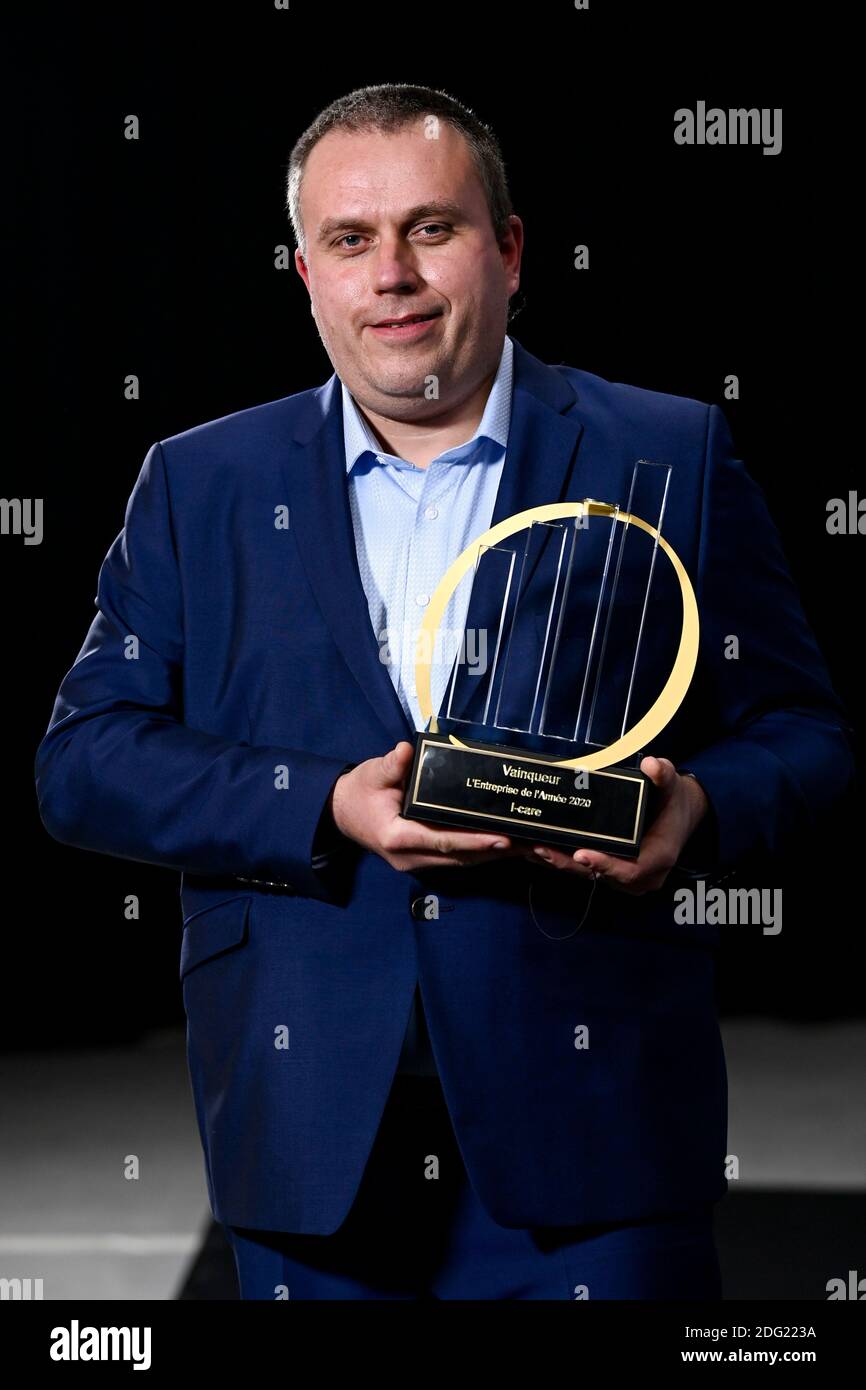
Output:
[179,894,252,981]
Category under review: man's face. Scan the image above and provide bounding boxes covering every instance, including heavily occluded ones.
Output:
[294,122,522,418]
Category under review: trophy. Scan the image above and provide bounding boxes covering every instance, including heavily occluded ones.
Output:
[401,461,699,858]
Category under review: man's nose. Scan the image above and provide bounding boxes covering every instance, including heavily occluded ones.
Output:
[371,236,423,292]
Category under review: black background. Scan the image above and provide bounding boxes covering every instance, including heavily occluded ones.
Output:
[4,4,858,1044]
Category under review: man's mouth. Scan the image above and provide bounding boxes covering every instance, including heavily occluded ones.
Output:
[367,311,442,339]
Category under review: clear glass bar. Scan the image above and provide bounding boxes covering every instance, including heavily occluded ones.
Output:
[493,520,574,734]
[583,461,671,758]
[443,542,517,727]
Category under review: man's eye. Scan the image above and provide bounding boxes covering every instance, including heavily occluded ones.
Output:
[335,224,450,250]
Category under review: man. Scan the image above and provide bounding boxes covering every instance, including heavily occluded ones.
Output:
[35,84,853,1300]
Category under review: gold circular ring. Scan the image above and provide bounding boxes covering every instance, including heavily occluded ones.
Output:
[414,501,698,771]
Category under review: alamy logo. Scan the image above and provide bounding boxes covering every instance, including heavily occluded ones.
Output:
[674,883,782,935]
[378,623,488,675]
[49,1320,151,1370]
[0,497,43,544]
[674,103,782,156]
[826,1270,866,1300]
[0,1276,43,1299]
[826,492,865,534]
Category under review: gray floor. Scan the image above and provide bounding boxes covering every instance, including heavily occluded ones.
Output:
[723,1019,866,1190]
[0,1027,207,1299]
[0,1018,863,1299]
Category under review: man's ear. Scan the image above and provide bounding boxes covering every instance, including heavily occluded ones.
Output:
[294,247,311,293]
[293,249,316,319]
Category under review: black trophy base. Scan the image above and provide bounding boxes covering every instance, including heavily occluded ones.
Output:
[401,730,652,858]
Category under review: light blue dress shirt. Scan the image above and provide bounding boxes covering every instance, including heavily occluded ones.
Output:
[340,334,515,1074]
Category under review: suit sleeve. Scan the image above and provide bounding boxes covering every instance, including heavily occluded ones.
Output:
[674,404,855,874]
[34,441,355,901]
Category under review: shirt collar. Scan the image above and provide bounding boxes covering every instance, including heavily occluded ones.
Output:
[340,333,514,474]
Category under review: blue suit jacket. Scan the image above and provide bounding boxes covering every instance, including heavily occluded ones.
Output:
[34,338,854,1234]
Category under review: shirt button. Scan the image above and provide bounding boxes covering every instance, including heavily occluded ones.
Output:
[415,593,430,607]
[424,505,439,520]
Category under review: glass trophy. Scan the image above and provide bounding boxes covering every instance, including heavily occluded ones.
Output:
[401,460,699,858]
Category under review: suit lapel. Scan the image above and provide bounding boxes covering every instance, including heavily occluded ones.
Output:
[279,338,588,742]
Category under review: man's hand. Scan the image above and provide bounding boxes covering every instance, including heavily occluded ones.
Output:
[329,741,520,872]
[522,756,710,895]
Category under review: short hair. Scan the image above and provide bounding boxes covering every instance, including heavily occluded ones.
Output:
[286,83,514,259]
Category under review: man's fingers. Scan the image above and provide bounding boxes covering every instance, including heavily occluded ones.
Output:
[571,840,673,894]
[525,843,652,891]
[403,840,526,869]
[410,825,514,856]
[640,755,677,793]
[402,852,508,871]
[525,843,596,875]
[373,745,516,857]
[572,848,615,873]
[386,817,512,857]
[376,740,417,788]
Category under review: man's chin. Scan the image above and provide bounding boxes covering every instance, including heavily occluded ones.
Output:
[362,362,445,399]
[367,388,443,416]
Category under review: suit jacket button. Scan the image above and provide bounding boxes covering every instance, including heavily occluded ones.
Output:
[410,894,428,920]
